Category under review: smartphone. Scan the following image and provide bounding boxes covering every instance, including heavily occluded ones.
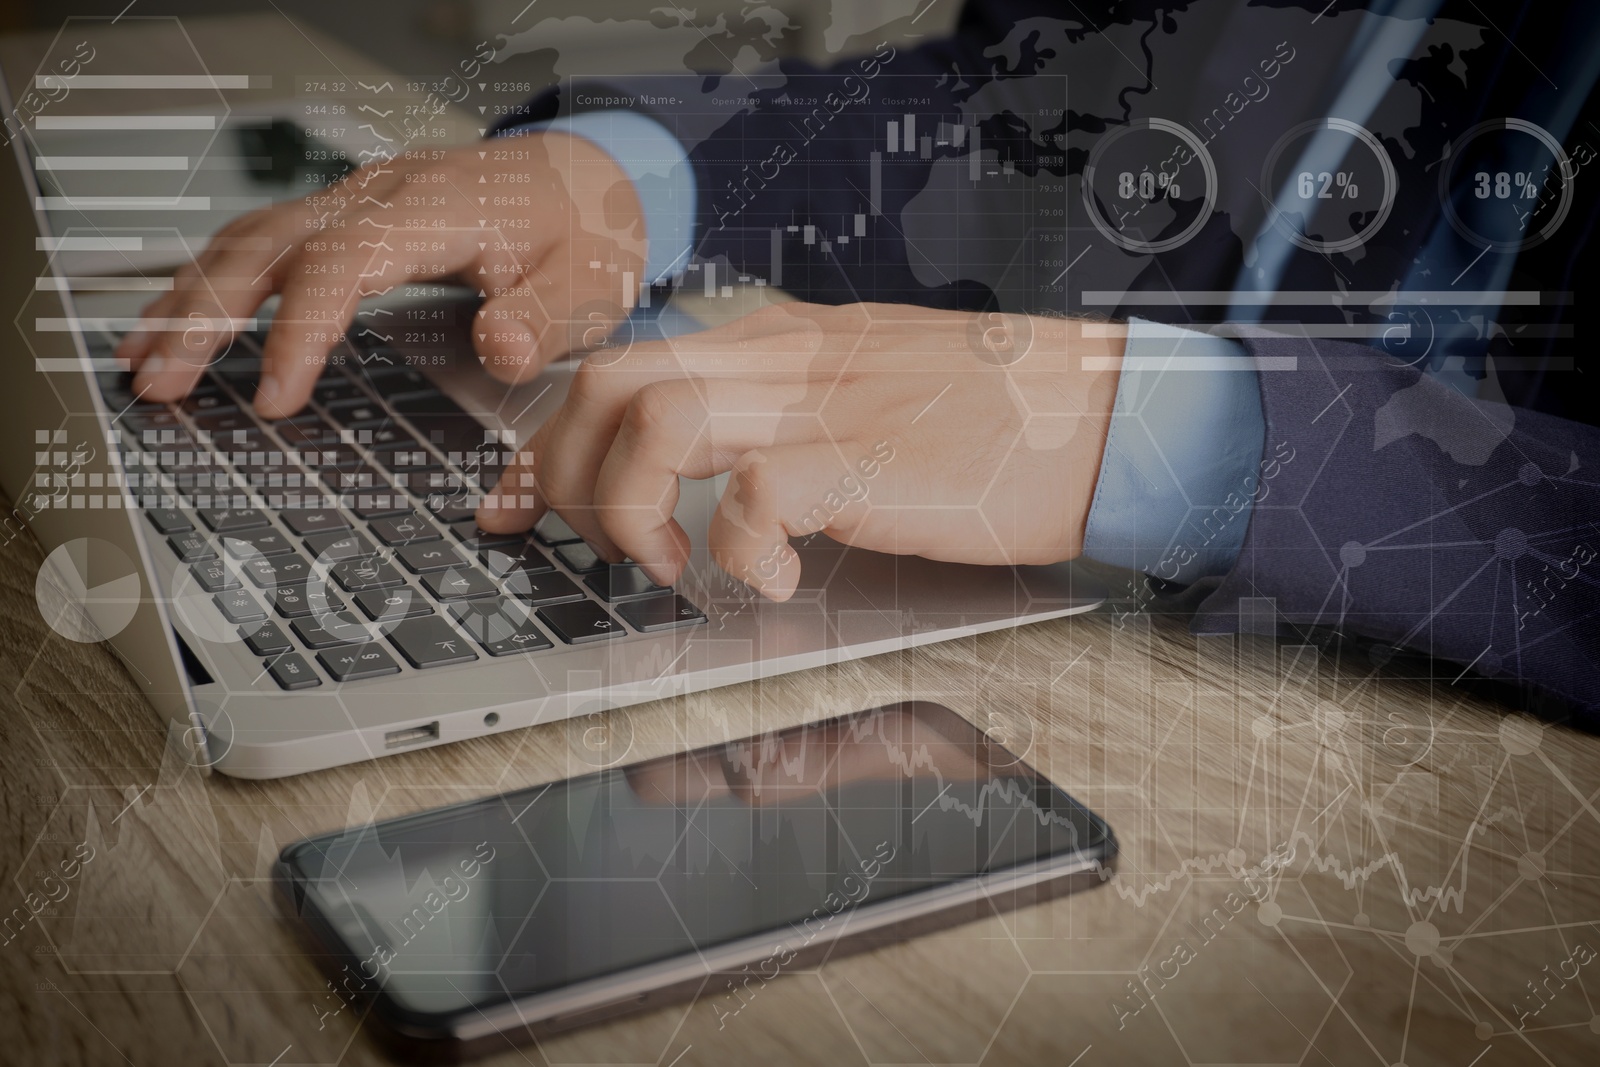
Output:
[275,701,1116,1060]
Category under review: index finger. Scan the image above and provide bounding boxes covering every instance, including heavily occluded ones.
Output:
[476,312,823,541]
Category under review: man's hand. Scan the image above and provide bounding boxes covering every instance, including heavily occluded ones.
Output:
[115,133,646,418]
[477,303,1124,599]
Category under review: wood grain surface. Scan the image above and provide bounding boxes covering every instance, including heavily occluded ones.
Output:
[3,13,1599,1067]
[6,476,1598,1066]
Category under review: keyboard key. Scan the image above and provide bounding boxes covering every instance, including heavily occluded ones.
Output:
[533,512,583,545]
[585,566,667,602]
[272,414,342,448]
[198,506,270,532]
[555,542,606,574]
[156,448,210,474]
[370,513,439,546]
[411,415,497,461]
[537,599,625,644]
[240,619,292,656]
[323,398,387,425]
[390,391,468,417]
[236,467,310,492]
[124,410,181,433]
[145,508,192,534]
[210,353,263,387]
[228,450,294,474]
[270,583,345,619]
[180,392,235,415]
[418,470,473,495]
[170,470,235,492]
[290,611,370,649]
[359,365,432,394]
[313,379,365,405]
[213,588,267,624]
[329,556,405,592]
[243,552,313,588]
[422,493,480,524]
[451,523,523,548]
[350,421,415,449]
[168,532,216,562]
[480,541,555,577]
[453,443,511,487]
[371,447,442,475]
[280,508,350,536]
[319,462,389,490]
[420,566,498,601]
[300,447,365,471]
[190,558,239,593]
[387,616,478,668]
[156,447,214,473]
[395,542,464,574]
[192,409,261,436]
[450,598,554,655]
[346,489,410,521]
[318,642,401,682]
[616,594,708,632]
[222,528,296,558]
[304,530,375,562]
[266,652,321,690]
[353,587,433,622]
[501,570,585,605]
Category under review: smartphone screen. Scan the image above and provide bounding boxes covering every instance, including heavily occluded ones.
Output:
[277,701,1111,1030]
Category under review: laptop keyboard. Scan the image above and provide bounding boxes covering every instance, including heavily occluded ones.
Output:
[94,333,705,691]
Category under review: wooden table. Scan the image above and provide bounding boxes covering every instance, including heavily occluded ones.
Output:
[5,12,1600,1067]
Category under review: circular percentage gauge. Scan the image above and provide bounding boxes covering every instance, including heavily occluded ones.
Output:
[1437,118,1573,253]
[1081,118,1218,254]
[1260,118,1397,255]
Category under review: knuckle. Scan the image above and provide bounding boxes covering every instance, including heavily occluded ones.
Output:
[568,358,611,402]
[622,383,677,440]
[731,449,776,498]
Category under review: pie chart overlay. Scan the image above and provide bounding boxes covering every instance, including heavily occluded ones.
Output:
[35,538,143,643]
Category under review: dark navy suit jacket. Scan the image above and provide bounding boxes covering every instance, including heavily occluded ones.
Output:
[497,0,1600,722]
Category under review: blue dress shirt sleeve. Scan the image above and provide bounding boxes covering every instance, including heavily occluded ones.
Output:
[1081,318,1266,585]
[498,111,696,286]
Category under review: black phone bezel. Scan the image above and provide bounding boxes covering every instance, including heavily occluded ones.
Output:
[273,700,1117,1059]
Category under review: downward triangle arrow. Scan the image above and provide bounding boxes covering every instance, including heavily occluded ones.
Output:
[477,127,486,135]
[478,150,487,159]
[478,241,487,250]
[477,219,485,226]
[478,105,487,114]
[478,82,486,91]
[477,354,487,364]
[478,196,486,204]
[478,332,487,341]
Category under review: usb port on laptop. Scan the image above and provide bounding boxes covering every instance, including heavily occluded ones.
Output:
[385,722,439,749]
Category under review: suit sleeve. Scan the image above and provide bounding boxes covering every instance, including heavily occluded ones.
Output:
[1190,334,1600,723]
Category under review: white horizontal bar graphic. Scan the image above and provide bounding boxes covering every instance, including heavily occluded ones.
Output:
[36,236,144,251]
[37,75,251,89]
[36,196,211,210]
[36,277,174,291]
[36,156,189,170]
[36,114,217,130]
[1081,290,1544,306]
[35,316,257,331]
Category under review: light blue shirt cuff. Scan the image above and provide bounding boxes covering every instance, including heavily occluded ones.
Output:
[498,111,696,286]
[1082,318,1266,585]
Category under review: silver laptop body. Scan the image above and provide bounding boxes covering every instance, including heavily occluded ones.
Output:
[1,65,1103,781]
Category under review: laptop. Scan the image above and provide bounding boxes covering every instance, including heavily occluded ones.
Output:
[0,70,1104,780]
